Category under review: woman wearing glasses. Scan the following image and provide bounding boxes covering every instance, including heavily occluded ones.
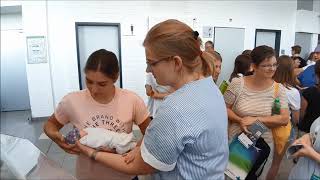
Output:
[76,19,229,179]
[224,45,290,180]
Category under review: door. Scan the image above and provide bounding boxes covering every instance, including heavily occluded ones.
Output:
[214,27,245,84]
[75,23,122,89]
[1,30,30,111]
[255,29,281,57]
[295,32,312,59]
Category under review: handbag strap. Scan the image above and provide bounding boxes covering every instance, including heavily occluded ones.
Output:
[273,82,280,99]
[232,77,244,110]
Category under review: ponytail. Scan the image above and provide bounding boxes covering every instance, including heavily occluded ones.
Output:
[200,51,214,77]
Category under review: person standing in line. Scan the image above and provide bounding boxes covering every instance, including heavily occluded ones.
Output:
[298,60,320,133]
[204,40,215,54]
[229,54,253,82]
[291,45,307,68]
[289,116,320,180]
[298,44,320,88]
[75,19,229,180]
[271,55,301,179]
[145,72,174,119]
[224,45,290,180]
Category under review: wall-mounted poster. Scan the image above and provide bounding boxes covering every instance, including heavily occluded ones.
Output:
[26,36,47,64]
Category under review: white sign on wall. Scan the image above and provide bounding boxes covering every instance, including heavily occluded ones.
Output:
[26,36,47,64]
[203,26,213,38]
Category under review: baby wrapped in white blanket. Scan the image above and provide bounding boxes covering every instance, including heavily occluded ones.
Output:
[79,128,137,154]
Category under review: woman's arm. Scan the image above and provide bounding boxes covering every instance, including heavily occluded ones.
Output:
[300,96,308,119]
[306,148,320,163]
[291,110,300,125]
[43,114,80,154]
[226,104,256,133]
[44,114,64,138]
[259,108,290,128]
[145,85,154,97]
[226,104,242,124]
[151,87,175,100]
[152,91,171,99]
[138,117,151,135]
[292,134,320,163]
[76,142,156,175]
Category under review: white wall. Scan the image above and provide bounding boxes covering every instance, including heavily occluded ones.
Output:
[313,0,320,13]
[22,1,55,117]
[295,10,320,34]
[18,0,316,117]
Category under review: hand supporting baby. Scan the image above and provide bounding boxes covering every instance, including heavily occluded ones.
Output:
[122,146,140,164]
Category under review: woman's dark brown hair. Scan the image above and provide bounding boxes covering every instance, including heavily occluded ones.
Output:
[273,55,297,89]
[251,45,275,65]
[242,49,252,56]
[308,52,315,60]
[229,54,252,82]
[84,49,119,81]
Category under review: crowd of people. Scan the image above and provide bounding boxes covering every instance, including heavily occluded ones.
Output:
[43,19,320,180]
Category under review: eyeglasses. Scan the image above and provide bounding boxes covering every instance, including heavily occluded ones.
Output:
[146,56,172,71]
[259,63,278,69]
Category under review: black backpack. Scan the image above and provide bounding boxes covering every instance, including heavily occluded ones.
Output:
[245,137,271,180]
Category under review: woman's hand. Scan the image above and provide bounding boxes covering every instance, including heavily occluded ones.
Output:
[145,85,154,97]
[292,142,315,159]
[75,140,96,157]
[52,131,80,154]
[292,134,315,159]
[240,116,257,133]
[122,146,140,164]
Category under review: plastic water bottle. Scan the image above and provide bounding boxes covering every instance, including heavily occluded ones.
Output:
[272,98,281,115]
[65,128,80,144]
[219,80,229,94]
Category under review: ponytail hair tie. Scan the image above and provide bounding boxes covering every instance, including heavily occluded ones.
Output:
[193,31,199,40]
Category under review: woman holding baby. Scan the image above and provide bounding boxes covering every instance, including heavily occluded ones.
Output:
[75,19,229,179]
[43,49,150,180]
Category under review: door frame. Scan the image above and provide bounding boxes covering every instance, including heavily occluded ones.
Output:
[75,22,123,89]
[255,29,281,57]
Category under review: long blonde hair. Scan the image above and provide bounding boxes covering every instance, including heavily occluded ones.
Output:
[143,19,212,77]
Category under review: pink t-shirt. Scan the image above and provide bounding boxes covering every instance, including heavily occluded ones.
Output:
[55,87,149,180]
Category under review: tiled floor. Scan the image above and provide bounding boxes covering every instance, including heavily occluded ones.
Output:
[0,110,144,179]
[1,110,295,179]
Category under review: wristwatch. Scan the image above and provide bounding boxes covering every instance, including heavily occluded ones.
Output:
[90,150,99,160]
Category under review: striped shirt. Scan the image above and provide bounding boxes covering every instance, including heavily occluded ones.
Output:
[224,77,288,142]
[141,77,229,180]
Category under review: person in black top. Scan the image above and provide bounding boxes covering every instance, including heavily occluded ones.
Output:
[298,60,320,132]
[291,45,307,68]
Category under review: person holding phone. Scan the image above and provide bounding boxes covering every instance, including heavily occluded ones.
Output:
[288,117,320,179]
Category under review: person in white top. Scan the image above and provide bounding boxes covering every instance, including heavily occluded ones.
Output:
[274,55,301,124]
[272,55,301,179]
[306,52,316,65]
[145,73,174,118]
